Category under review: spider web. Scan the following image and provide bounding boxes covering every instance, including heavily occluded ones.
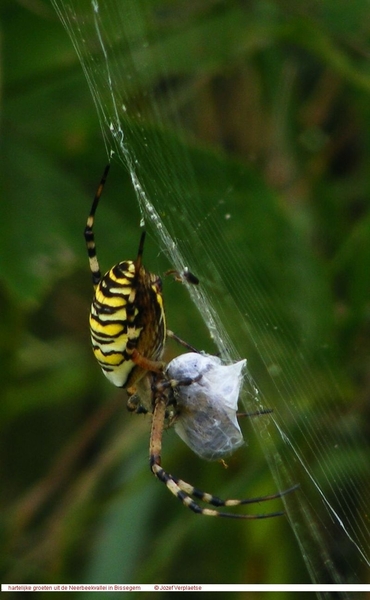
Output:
[51,0,369,592]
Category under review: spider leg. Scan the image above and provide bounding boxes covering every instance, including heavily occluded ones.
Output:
[166,330,199,353]
[149,392,294,519]
[154,373,202,393]
[165,268,199,285]
[129,347,166,374]
[237,408,273,418]
[84,164,110,289]
[172,476,299,508]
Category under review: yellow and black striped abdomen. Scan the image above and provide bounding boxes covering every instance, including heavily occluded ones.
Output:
[85,166,166,389]
[89,259,166,388]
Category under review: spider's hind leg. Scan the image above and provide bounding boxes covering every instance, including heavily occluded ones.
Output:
[84,164,110,288]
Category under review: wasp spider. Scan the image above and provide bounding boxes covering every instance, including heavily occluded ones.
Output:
[85,165,297,519]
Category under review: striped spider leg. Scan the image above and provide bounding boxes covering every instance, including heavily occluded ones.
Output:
[149,373,298,519]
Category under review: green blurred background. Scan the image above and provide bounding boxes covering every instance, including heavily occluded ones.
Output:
[1,0,369,597]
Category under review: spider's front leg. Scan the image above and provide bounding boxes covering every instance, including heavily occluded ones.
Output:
[149,376,213,514]
[149,385,215,516]
[149,376,295,519]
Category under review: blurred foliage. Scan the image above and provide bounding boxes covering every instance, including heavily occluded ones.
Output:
[0,0,370,597]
